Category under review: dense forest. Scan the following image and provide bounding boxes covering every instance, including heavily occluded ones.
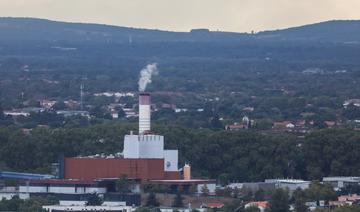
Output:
[0,123,359,183]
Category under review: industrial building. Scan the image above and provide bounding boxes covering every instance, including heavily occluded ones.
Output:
[323,176,360,191]
[43,203,132,212]
[61,93,180,182]
[0,92,216,207]
[265,179,310,191]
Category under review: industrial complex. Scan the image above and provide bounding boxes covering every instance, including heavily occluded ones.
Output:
[61,93,181,182]
[0,92,216,210]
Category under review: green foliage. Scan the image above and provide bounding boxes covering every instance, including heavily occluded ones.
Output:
[0,105,4,120]
[146,192,160,207]
[135,207,151,212]
[0,123,360,182]
[268,189,289,212]
[254,189,265,201]
[314,205,360,212]
[116,175,134,193]
[305,181,336,202]
[343,104,360,120]
[303,129,360,180]
[0,196,58,212]
[293,189,308,212]
[200,184,210,197]
[0,196,23,211]
[340,184,360,195]
[86,193,103,206]
[172,193,184,208]
[142,184,169,193]
[222,199,243,212]
[245,206,261,212]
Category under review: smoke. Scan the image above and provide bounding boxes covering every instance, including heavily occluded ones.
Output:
[138,63,158,92]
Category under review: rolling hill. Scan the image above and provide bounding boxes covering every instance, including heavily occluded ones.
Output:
[0,17,359,43]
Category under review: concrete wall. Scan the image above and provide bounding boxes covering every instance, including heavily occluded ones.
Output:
[197,183,216,195]
[19,186,47,193]
[164,150,178,171]
[19,185,106,194]
[43,205,132,212]
[49,186,75,194]
[0,192,17,200]
[85,187,106,194]
[124,135,165,159]
[138,135,164,159]
[64,158,165,180]
[123,135,140,158]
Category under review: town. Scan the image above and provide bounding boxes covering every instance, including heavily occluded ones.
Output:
[1,1,360,211]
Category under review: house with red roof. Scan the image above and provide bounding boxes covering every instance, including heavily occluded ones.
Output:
[245,201,269,212]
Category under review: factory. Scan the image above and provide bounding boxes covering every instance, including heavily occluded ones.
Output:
[0,92,216,203]
[61,93,181,181]
[59,92,215,194]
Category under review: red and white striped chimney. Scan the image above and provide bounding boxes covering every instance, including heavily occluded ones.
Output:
[139,93,151,134]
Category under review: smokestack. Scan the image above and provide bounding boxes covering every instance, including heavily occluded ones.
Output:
[139,93,151,134]
[183,163,191,180]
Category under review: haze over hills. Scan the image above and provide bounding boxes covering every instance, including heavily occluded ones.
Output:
[0,17,360,43]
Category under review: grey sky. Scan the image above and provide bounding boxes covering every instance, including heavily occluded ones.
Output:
[0,0,359,32]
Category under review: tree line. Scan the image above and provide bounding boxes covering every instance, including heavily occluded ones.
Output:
[0,123,360,182]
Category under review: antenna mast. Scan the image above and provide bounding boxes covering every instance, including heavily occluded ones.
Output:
[80,83,84,111]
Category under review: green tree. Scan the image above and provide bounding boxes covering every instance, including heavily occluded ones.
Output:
[18,199,44,212]
[306,181,336,203]
[146,192,160,207]
[52,101,67,110]
[201,184,210,197]
[254,189,265,201]
[0,105,4,120]
[313,205,360,212]
[222,199,243,212]
[0,196,23,211]
[293,188,308,212]
[116,175,134,193]
[268,189,289,212]
[210,114,223,129]
[86,193,103,206]
[172,193,184,208]
[135,207,151,212]
[245,206,260,212]
[118,108,126,118]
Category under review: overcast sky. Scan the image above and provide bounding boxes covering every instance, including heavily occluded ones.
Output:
[0,0,359,32]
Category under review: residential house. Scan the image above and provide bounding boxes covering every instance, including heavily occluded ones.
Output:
[245,201,269,212]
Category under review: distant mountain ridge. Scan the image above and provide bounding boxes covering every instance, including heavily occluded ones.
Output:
[0,17,249,43]
[257,20,360,43]
[0,17,360,43]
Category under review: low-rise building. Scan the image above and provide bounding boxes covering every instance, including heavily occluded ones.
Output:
[56,110,90,118]
[330,194,360,207]
[323,177,360,191]
[343,99,360,108]
[40,100,57,109]
[4,110,30,117]
[245,201,269,212]
[225,124,247,131]
[273,121,295,129]
[265,179,310,191]
[43,203,132,212]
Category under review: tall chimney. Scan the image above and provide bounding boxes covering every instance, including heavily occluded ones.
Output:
[139,93,151,134]
[183,163,191,180]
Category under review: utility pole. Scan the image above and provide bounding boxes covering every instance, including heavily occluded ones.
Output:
[80,83,84,111]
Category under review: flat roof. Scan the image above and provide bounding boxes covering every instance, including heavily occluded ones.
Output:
[26,179,97,186]
[149,179,216,185]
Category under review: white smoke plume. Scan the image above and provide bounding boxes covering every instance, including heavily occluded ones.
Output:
[138,63,158,92]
